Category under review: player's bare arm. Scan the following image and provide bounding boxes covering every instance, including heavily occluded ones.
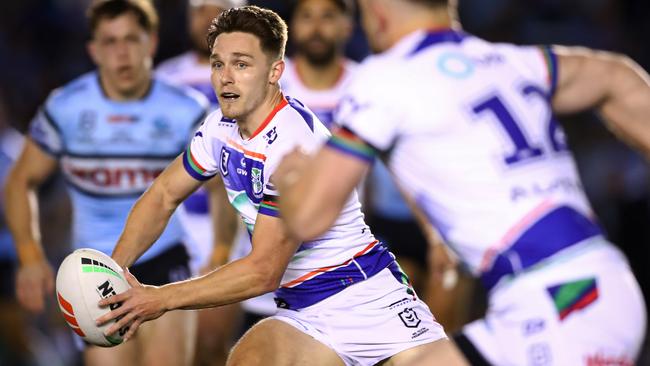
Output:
[97,211,299,340]
[111,156,203,268]
[553,46,650,157]
[5,139,58,313]
[275,144,370,241]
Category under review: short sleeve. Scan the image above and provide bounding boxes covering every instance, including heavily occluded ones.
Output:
[182,118,219,181]
[29,107,64,157]
[334,61,401,152]
[511,45,559,97]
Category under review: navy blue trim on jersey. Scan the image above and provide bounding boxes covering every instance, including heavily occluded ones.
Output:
[273,243,393,310]
[64,152,181,160]
[409,29,467,57]
[481,206,603,292]
[287,97,314,132]
[30,137,60,158]
[65,182,148,199]
[182,150,215,181]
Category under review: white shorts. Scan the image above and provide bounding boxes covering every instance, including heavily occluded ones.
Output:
[271,267,447,366]
[464,237,646,366]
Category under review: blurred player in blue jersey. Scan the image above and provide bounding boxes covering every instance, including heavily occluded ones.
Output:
[275,0,649,365]
[4,1,208,365]
[97,6,466,365]
[157,1,245,365]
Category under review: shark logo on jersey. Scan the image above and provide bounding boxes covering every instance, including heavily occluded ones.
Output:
[220,147,230,177]
[151,117,172,138]
[251,167,263,197]
[264,127,278,145]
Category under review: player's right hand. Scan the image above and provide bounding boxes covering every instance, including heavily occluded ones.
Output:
[16,260,55,313]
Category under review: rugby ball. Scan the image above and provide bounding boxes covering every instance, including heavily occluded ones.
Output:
[55,248,131,347]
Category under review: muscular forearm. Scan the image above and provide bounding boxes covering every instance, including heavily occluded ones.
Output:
[112,184,177,268]
[161,256,278,310]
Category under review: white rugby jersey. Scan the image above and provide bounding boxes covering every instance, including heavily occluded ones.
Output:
[184,97,394,309]
[331,29,602,285]
[280,58,357,129]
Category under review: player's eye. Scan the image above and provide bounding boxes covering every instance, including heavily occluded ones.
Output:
[236,62,247,69]
[212,61,223,69]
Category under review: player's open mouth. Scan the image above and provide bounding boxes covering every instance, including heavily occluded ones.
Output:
[221,92,240,101]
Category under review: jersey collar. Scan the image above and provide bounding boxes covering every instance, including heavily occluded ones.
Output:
[247,96,288,140]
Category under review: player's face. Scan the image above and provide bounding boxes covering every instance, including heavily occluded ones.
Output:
[88,13,157,98]
[210,32,278,120]
[357,0,384,53]
[291,0,351,66]
[189,4,225,57]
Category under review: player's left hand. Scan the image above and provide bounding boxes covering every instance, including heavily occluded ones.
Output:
[95,268,167,341]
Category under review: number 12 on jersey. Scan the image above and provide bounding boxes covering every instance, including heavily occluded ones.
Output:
[472,84,567,166]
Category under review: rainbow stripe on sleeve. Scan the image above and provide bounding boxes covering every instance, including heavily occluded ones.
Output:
[539,45,558,96]
[258,194,280,217]
[182,146,213,181]
[326,127,376,164]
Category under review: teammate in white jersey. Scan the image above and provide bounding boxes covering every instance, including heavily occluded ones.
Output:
[282,0,357,130]
[275,0,650,365]
[96,6,464,366]
[4,1,207,365]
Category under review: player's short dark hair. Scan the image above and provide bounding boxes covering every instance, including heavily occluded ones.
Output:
[206,5,288,61]
[87,0,159,35]
[291,0,355,17]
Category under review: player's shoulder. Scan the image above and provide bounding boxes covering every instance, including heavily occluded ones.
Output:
[276,97,329,140]
[201,109,237,135]
[152,77,209,111]
[45,72,97,111]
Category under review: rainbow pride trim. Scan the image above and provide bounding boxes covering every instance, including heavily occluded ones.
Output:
[539,45,558,96]
[326,127,376,164]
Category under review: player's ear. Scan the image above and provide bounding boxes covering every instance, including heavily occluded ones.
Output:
[148,32,159,57]
[269,59,285,84]
[87,40,100,65]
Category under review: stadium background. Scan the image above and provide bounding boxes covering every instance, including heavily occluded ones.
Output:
[0,0,649,364]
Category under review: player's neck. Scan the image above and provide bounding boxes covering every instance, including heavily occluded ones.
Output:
[293,55,344,91]
[98,74,152,102]
[238,88,285,139]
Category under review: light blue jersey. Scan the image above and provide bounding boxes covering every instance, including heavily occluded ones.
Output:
[29,72,209,262]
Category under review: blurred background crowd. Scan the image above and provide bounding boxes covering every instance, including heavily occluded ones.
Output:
[0,0,649,364]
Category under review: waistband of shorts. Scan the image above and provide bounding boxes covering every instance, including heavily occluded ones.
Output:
[480,206,603,292]
[274,241,394,310]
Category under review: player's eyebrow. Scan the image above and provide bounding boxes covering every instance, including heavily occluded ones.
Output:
[232,52,254,60]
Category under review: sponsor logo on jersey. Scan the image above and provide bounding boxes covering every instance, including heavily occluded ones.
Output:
[398,308,421,328]
[585,354,633,366]
[107,114,139,123]
[151,117,172,138]
[62,157,169,195]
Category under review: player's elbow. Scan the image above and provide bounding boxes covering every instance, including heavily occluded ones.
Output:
[284,210,334,242]
[250,263,283,295]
